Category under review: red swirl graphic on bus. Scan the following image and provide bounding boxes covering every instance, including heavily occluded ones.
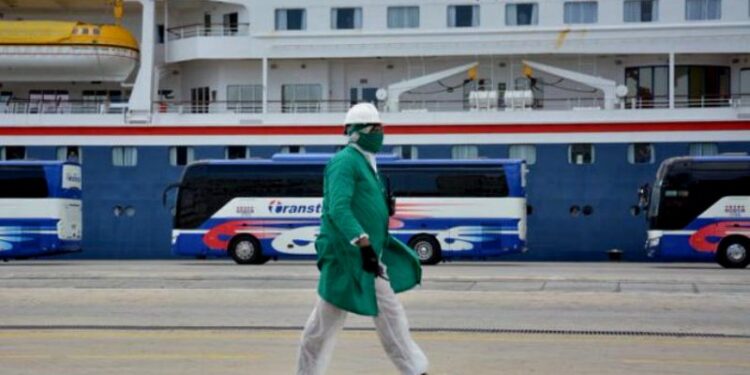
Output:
[688,221,750,253]
[202,220,289,250]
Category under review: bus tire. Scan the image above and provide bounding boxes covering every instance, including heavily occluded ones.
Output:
[228,235,265,265]
[716,237,750,269]
[408,235,442,265]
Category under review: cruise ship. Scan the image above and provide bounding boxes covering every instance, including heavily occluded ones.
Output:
[0,0,748,261]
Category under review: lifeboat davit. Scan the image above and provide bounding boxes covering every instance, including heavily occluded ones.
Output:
[0,20,139,82]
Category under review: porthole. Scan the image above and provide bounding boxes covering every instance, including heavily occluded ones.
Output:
[582,205,593,216]
[113,205,123,217]
[124,206,136,217]
[569,205,581,217]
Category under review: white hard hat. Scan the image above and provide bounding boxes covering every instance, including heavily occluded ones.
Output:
[344,102,381,125]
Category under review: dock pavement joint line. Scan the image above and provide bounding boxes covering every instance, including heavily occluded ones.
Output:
[0,326,748,339]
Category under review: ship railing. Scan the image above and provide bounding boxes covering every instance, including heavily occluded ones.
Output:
[150,96,750,115]
[2,97,746,117]
[167,23,250,40]
[0,99,128,115]
[152,100,351,114]
[623,95,743,109]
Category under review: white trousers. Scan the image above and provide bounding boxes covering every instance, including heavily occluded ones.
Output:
[297,276,428,375]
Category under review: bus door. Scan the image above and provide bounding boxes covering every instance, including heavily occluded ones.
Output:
[58,164,82,242]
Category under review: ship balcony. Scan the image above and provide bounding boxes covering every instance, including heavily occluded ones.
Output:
[150,96,748,115]
[165,23,251,62]
[2,100,128,115]
[1,95,746,118]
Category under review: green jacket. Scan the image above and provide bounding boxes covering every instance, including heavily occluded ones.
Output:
[315,145,422,316]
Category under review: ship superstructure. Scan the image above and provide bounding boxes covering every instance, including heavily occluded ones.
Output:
[0,0,748,260]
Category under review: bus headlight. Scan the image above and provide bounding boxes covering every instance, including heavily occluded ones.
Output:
[646,231,662,248]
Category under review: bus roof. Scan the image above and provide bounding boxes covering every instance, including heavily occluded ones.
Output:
[663,155,750,166]
[0,160,77,167]
[189,153,525,167]
[690,155,750,162]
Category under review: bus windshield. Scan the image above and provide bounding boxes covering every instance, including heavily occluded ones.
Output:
[649,160,750,230]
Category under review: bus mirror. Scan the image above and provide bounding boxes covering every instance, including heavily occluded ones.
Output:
[162,182,181,208]
[383,175,396,217]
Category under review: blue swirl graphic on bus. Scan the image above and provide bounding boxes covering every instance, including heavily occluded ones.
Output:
[0,227,33,252]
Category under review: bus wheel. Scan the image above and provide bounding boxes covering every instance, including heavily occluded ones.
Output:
[229,235,265,265]
[409,235,442,265]
[717,237,750,269]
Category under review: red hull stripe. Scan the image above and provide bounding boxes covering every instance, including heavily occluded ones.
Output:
[1,121,749,136]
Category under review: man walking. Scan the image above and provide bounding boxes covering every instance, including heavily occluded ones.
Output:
[297,103,428,375]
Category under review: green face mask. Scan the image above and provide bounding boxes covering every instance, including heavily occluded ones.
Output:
[355,131,384,153]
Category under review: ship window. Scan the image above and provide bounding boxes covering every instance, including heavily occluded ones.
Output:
[222,12,239,35]
[563,1,598,24]
[509,145,537,165]
[81,28,89,35]
[227,84,262,113]
[157,24,165,43]
[686,0,721,20]
[57,146,82,163]
[451,145,479,159]
[388,6,420,28]
[92,28,101,35]
[625,66,669,108]
[393,146,419,160]
[628,143,654,164]
[448,5,479,27]
[276,9,306,30]
[689,143,719,156]
[626,65,728,108]
[226,146,251,159]
[190,87,210,114]
[675,66,730,107]
[741,69,750,101]
[170,147,195,166]
[0,146,26,161]
[281,84,322,113]
[331,7,362,30]
[506,3,538,26]
[112,147,138,167]
[281,146,306,154]
[624,0,658,22]
[569,144,594,165]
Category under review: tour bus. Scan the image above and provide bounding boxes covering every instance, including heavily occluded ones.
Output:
[639,156,750,268]
[169,154,527,265]
[0,161,82,260]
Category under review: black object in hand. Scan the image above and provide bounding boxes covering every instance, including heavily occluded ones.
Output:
[360,245,380,275]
